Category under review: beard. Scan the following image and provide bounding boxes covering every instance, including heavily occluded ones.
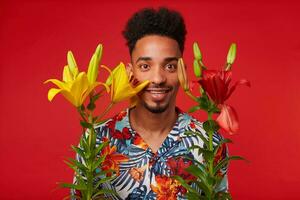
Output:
[138,84,175,114]
[141,100,170,113]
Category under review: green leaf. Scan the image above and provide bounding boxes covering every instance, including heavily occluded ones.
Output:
[172,175,199,194]
[71,145,85,158]
[68,158,88,172]
[213,175,223,188]
[80,121,93,129]
[188,145,213,160]
[80,137,89,152]
[188,105,201,113]
[206,173,217,186]
[95,141,109,155]
[193,59,202,78]
[94,169,115,179]
[198,94,210,111]
[213,138,232,155]
[214,191,232,200]
[193,180,211,198]
[203,120,219,133]
[94,176,114,189]
[59,182,87,190]
[188,145,203,156]
[63,160,82,177]
[208,103,220,114]
[92,156,106,171]
[213,156,245,175]
[186,192,205,200]
[193,42,202,61]
[183,155,208,171]
[92,188,117,198]
[87,102,96,111]
[227,43,237,65]
[185,131,209,148]
[185,165,209,187]
[200,149,214,162]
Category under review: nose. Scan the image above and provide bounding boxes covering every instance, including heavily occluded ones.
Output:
[151,67,166,85]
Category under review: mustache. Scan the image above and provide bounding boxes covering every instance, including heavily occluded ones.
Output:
[145,84,173,91]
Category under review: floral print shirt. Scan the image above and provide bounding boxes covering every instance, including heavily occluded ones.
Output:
[75,108,228,200]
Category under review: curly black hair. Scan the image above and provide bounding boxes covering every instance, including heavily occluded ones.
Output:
[123,7,187,55]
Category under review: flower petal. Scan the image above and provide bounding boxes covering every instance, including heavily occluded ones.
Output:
[60,90,77,107]
[70,72,89,106]
[47,88,62,101]
[80,82,100,104]
[225,78,251,101]
[111,154,129,162]
[216,104,239,134]
[112,63,129,95]
[44,78,69,90]
[108,62,150,103]
[63,65,73,82]
[132,80,150,93]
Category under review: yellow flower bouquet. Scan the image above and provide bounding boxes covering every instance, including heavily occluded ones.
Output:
[44,44,149,200]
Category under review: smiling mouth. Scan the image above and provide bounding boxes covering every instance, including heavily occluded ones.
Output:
[145,88,171,93]
[144,88,172,102]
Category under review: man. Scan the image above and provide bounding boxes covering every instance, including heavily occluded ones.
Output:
[74,7,228,199]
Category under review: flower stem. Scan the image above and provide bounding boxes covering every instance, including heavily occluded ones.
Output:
[207,112,214,199]
[185,91,198,102]
[98,102,114,121]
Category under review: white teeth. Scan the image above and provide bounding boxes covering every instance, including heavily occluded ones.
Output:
[149,91,167,94]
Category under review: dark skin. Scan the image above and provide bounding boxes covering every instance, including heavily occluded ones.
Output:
[127,35,182,153]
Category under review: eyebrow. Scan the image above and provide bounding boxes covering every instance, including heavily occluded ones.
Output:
[135,56,178,64]
[136,57,151,64]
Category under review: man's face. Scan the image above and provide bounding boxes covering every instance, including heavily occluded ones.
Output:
[128,35,182,113]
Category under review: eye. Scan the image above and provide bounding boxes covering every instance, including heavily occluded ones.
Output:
[139,64,150,71]
[165,63,177,72]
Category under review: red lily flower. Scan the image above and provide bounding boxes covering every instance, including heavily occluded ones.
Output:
[198,70,250,134]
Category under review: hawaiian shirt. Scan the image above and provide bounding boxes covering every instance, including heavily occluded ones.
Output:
[74,108,228,200]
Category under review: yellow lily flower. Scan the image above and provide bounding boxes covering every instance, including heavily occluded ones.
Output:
[44,44,108,107]
[106,62,150,103]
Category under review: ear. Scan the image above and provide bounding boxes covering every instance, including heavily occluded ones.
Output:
[126,63,134,80]
[126,63,133,73]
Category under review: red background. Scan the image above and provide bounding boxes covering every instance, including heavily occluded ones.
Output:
[1,0,300,199]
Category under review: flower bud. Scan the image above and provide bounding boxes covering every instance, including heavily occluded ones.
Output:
[227,43,237,65]
[193,42,202,61]
[87,44,103,84]
[67,51,78,77]
[178,58,189,91]
[193,59,202,78]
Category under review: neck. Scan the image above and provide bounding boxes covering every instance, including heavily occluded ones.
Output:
[129,104,178,137]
